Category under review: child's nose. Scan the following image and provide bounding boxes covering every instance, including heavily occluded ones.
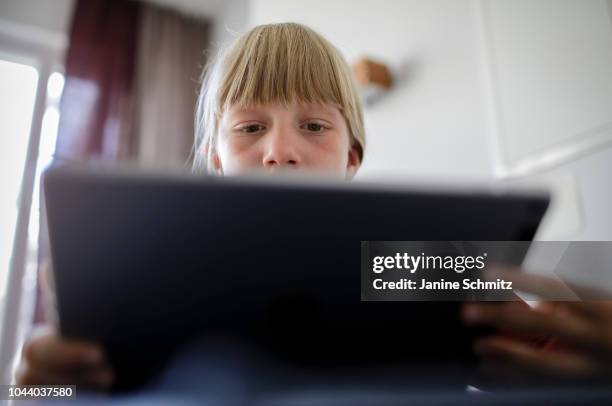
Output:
[262,130,301,169]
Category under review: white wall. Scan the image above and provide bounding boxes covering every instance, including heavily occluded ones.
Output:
[478,0,612,176]
[0,0,75,49]
[211,0,250,47]
[0,0,74,33]
[556,145,612,241]
[251,0,612,240]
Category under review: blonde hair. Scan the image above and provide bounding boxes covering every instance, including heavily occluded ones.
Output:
[193,22,365,172]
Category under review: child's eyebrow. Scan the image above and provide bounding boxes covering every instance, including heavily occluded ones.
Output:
[227,105,261,115]
[299,104,341,119]
[225,106,268,121]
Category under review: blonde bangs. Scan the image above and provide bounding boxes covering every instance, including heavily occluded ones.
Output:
[220,23,348,110]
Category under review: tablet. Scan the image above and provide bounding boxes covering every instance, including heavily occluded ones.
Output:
[43,165,549,388]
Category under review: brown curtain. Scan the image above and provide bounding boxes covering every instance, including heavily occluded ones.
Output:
[134,4,210,168]
[55,0,140,162]
[55,0,210,166]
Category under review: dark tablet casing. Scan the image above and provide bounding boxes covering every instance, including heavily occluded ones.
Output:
[43,165,549,389]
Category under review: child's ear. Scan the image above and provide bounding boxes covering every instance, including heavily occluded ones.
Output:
[345,145,361,180]
[212,152,223,176]
[204,144,223,176]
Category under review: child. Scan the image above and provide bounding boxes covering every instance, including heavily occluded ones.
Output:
[192,22,364,179]
[18,22,366,389]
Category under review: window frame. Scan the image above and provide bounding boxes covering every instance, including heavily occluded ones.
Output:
[0,22,67,385]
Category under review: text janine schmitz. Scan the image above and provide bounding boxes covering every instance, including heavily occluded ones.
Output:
[371,252,513,291]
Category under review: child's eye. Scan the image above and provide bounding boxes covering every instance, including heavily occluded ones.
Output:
[237,124,265,134]
[300,122,328,133]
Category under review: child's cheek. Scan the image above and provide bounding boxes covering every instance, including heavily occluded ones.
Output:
[308,147,348,173]
[221,137,263,170]
[314,135,350,165]
[227,135,258,153]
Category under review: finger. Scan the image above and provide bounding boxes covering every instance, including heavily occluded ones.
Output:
[530,299,612,332]
[563,300,612,322]
[462,303,598,351]
[487,266,610,302]
[532,300,562,313]
[40,259,53,293]
[475,336,597,378]
[17,362,114,389]
[482,302,551,342]
[24,333,106,371]
[489,267,612,321]
[487,266,581,300]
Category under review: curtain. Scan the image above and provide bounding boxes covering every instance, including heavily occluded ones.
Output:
[55,0,210,166]
[134,4,210,168]
[55,0,140,161]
